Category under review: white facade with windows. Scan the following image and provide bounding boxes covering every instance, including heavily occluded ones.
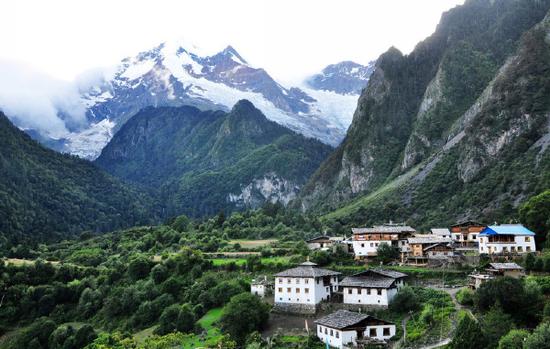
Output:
[315,310,396,349]
[352,225,415,257]
[478,225,536,255]
[273,261,340,311]
[340,269,407,307]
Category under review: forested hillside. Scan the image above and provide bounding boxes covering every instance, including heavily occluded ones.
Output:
[299,0,550,229]
[95,100,333,217]
[0,112,156,243]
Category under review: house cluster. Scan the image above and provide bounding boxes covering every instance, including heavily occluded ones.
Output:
[307,221,537,265]
[265,261,403,348]
[469,262,525,289]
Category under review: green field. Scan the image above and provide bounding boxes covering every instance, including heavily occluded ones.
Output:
[229,239,278,248]
[209,256,291,267]
[181,307,225,348]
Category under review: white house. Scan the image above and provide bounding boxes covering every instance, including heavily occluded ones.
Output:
[250,276,273,297]
[352,224,416,258]
[315,310,396,349]
[478,224,536,255]
[274,261,340,313]
[340,269,407,307]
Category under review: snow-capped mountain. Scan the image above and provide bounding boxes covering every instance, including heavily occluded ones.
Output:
[62,42,366,159]
[306,60,376,95]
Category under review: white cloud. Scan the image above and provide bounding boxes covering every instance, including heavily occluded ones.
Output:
[0,60,86,138]
[0,0,464,84]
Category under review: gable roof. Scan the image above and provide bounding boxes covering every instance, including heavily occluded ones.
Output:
[352,225,416,235]
[431,228,451,235]
[340,269,407,289]
[369,269,408,279]
[451,220,484,227]
[340,275,396,288]
[274,261,341,278]
[408,237,452,244]
[488,262,524,270]
[423,242,453,251]
[315,310,394,330]
[479,224,535,236]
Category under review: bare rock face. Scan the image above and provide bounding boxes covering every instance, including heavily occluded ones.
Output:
[228,173,300,208]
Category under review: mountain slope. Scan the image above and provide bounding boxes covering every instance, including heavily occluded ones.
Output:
[299,0,550,228]
[95,100,333,217]
[0,111,156,241]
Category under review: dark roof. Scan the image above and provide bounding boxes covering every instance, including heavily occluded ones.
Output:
[340,269,407,288]
[315,310,394,329]
[352,225,416,235]
[340,275,395,288]
[423,242,453,251]
[369,269,408,279]
[451,220,484,227]
[274,261,341,278]
[488,263,524,270]
[306,236,332,243]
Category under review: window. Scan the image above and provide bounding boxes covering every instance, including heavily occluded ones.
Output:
[287,279,291,284]
[278,287,282,293]
[357,288,362,294]
[330,329,333,336]
[472,235,477,239]
[518,246,523,252]
[317,279,320,284]
[296,288,300,293]
[367,288,371,295]
[279,297,282,301]
[370,243,374,247]
[525,237,530,242]
[287,288,291,293]
[296,279,300,284]
[527,246,531,252]
[305,288,309,294]
[278,278,283,283]
[361,243,365,247]
[336,331,339,338]
[348,288,352,294]
[503,247,507,252]
[511,246,516,251]
[377,289,382,295]
[319,326,322,333]
[369,328,377,337]
[383,327,390,336]
[305,279,309,284]
[325,328,328,335]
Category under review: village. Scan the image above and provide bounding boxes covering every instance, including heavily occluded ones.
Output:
[250,221,539,349]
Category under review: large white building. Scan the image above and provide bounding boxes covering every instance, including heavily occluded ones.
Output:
[340,269,407,307]
[315,310,396,349]
[352,224,416,258]
[274,261,340,314]
[478,224,536,255]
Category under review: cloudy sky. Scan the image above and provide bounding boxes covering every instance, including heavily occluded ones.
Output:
[2,0,464,84]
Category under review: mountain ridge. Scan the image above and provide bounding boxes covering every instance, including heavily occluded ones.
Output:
[95,99,333,217]
[298,0,550,229]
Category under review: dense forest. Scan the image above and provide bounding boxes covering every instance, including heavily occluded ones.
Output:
[95,100,333,218]
[0,112,157,243]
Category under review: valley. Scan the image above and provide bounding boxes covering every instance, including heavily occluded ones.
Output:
[0,0,550,348]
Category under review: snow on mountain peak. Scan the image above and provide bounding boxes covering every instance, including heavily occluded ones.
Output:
[38,42,368,160]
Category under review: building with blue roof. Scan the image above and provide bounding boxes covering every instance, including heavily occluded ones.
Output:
[478,224,536,255]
